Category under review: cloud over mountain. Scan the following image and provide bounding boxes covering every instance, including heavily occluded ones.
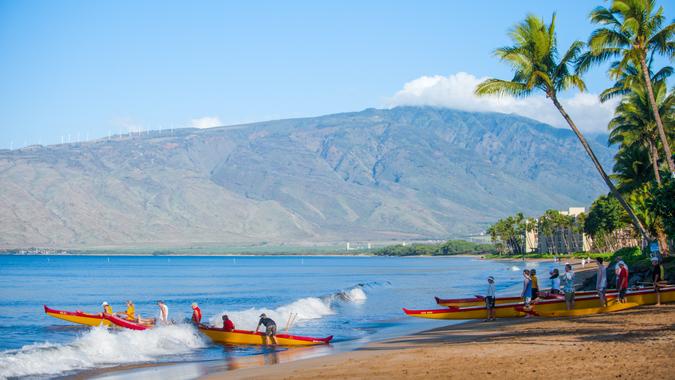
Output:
[387,72,617,133]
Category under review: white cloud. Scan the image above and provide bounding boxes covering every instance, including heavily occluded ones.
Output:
[189,116,222,129]
[386,72,618,133]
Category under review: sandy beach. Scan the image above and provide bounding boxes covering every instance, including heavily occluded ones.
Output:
[205,304,674,380]
[203,262,673,380]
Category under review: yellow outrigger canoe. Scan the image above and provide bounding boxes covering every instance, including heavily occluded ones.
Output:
[404,286,675,320]
[198,325,333,347]
[44,305,111,327]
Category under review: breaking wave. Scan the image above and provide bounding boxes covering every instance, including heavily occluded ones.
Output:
[0,324,206,379]
[209,282,384,330]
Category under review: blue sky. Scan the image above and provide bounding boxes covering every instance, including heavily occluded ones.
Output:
[0,1,671,148]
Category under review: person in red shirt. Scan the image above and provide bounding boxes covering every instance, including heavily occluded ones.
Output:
[222,314,235,331]
[617,262,629,303]
[191,303,202,324]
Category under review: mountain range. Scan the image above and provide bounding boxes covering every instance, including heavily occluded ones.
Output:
[0,106,615,250]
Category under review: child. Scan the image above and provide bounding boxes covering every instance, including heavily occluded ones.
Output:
[485,276,496,321]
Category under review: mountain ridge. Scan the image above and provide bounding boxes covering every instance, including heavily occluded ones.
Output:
[0,106,614,249]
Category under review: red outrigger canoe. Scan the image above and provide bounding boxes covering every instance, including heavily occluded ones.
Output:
[44,305,111,327]
[102,313,154,330]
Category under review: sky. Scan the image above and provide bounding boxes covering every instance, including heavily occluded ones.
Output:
[0,0,672,149]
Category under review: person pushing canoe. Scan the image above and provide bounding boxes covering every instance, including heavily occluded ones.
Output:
[255,313,277,345]
[191,303,202,324]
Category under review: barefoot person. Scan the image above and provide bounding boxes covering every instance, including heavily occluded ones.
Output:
[484,276,496,321]
[191,303,202,324]
[651,258,665,306]
[255,313,277,345]
[530,269,539,301]
[617,262,629,303]
[561,264,575,310]
[521,270,532,308]
[596,258,607,307]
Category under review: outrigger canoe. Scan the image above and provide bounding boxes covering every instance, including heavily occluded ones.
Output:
[44,305,111,327]
[514,299,640,317]
[405,286,675,320]
[198,325,333,347]
[435,290,612,307]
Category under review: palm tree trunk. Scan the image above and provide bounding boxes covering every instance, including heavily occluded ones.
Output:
[640,54,675,175]
[549,95,651,242]
[648,139,662,185]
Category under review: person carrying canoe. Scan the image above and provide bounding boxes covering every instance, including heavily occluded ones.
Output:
[521,270,532,309]
[222,314,235,331]
[530,269,539,301]
[651,257,666,306]
[596,258,607,307]
[484,276,496,321]
[255,313,277,345]
[617,262,629,303]
[115,300,135,321]
[157,300,169,324]
[191,303,202,324]
[100,301,113,316]
[561,264,575,310]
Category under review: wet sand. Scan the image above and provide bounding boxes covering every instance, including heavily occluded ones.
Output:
[205,304,675,379]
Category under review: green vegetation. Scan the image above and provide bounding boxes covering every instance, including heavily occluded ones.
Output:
[372,240,496,257]
[480,0,673,256]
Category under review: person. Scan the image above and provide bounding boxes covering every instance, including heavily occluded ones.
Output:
[651,258,665,306]
[530,269,539,301]
[614,257,629,288]
[191,302,202,324]
[484,276,496,321]
[521,270,532,309]
[255,313,277,345]
[596,258,607,307]
[101,301,113,315]
[617,262,629,303]
[581,258,586,268]
[561,264,575,310]
[222,314,235,331]
[549,268,561,294]
[115,300,135,321]
[157,300,169,324]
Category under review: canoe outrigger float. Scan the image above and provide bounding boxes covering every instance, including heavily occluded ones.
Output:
[43,305,111,327]
[434,290,602,307]
[198,325,333,347]
[405,286,675,320]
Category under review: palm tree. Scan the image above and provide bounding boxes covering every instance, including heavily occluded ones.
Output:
[578,0,675,174]
[475,14,651,242]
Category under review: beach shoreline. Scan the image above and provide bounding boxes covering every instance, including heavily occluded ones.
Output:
[204,304,674,379]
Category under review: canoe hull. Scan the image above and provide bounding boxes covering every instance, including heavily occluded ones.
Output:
[44,305,110,327]
[102,313,152,330]
[198,326,332,347]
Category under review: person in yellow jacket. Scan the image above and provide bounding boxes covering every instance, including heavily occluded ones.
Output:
[101,301,113,315]
[116,300,135,321]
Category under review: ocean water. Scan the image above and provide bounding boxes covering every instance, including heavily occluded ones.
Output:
[0,255,544,379]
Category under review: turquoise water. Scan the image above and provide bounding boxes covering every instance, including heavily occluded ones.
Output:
[0,255,542,379]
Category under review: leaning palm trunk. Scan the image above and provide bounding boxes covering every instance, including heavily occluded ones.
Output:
[648,139,662,185]
[550,95,650,242]
[640,54,675,175]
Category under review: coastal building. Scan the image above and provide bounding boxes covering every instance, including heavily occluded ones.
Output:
[536,207,591,254]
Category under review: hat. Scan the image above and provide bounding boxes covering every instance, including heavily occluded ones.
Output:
[101,301,109,306]
[260,313,266,318]
[487,276,494,281]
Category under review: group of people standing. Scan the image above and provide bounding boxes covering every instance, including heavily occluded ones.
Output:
[484,255,667,319]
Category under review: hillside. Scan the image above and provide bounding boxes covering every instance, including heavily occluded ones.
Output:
[0,107,615,249]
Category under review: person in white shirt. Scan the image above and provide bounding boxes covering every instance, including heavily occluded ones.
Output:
[596,257,607,307]
[157,300,169,324]
[484,276,496,321]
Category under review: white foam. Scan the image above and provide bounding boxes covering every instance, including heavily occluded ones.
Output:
[0,324,206,379]
[210,285,368,330]
[510,266,521,271]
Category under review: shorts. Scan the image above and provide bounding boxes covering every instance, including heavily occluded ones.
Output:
[485,296,495,309]
[619,288,627,299]
[265,325,277,336]
[564,292,575,303]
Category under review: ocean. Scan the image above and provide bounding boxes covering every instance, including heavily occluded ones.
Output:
[0,255,546,379]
